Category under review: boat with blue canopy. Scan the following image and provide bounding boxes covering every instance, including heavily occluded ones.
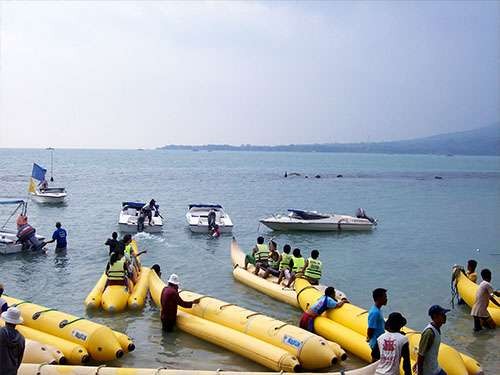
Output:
[118,201,163,233]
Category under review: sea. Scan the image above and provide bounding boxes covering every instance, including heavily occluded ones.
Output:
[0,149,499,372]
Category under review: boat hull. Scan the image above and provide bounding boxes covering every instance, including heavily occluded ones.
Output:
[118,222,163,233]
[260,219,373,231]
[30,191,67,204]
[0,230,45,255]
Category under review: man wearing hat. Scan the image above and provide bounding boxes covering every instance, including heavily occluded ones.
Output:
[416,305,450,375]
[0,307,26,375]
[375,312,411,375]
[160,274,201,332]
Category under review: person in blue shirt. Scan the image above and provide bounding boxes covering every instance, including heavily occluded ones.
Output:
[45,222,67,251]
[367,287,388,362]
[299,287,347,332]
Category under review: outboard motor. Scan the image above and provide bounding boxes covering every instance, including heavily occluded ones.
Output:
[17,224,44,251]
[207,210,216,232]
[356,208,376,224]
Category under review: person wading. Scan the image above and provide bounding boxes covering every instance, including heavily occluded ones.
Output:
[160,274,201,332]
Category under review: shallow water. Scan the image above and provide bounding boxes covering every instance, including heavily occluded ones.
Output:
[0,149,499,372]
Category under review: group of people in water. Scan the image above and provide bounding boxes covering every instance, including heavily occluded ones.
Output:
[244,236,323,288]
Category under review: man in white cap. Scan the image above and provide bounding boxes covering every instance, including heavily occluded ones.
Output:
[0,307,25,375]
[160,274,201,332]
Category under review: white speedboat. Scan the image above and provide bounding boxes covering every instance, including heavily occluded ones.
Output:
[30,187,67,204]
[0,200,45,255]
[186,204,234,233]
[118,201,163,233]
[260,209,376,232]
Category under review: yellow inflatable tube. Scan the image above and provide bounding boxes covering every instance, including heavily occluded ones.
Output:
[4,296,124,362]
[19,362,380,375]
[179,290,341,369]
[129,267,150,309]
[84,273,107,309]
[0,319,89,364]
[113,330,135,353]
[22,339,62,365]
[149,271,300,372]
[295,278,473,375]
[452,266,500,325]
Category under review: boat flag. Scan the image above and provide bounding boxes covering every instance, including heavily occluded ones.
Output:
[28,178,37,193]
[31,163,47,182]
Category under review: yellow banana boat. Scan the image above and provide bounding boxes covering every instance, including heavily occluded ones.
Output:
[452,266,500,325]
[1,319,89,364]
[231,239,345,306]
[149,271,301,372]
[19,362,380,375]
[4,295,125,362]
[22,339,62,365]
[295,278,480,375]
[113,330,136,353]
[178,290,343,369]
[86,241,150,313]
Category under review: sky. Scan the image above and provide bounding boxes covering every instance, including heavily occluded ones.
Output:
[0,1,498,149]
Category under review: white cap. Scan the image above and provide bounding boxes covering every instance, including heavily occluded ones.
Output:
[168,273,180,286]
[1,307,24,325]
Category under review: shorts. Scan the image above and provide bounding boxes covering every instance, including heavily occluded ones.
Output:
[280,269,291,279]
[266,267,280,277]
[55,246,67,252]
[299,312,316,332]
[255,261,269,269]
[245,254,256,266]
[162,319,176,332]
[306,277,320,285]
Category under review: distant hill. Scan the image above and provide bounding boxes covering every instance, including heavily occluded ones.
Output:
[158,123,500,156]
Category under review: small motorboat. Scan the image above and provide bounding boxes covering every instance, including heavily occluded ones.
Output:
[260,208,376,232]
[118,201,163,233]
[30,187,67,204]
[29,158,67,204]
[0,200,45,254]
[186,204,233,233]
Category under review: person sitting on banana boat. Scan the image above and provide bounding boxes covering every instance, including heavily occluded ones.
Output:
[302,249,322,285]
[285,248,305,288]
[122,234,140,283]
[262,250,280,279]
[105,251,133,290]
[244,236,268,271]
[276,244,293,285]
[299,287,346,332]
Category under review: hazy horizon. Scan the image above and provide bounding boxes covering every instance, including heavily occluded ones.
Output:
[0,1,498,149]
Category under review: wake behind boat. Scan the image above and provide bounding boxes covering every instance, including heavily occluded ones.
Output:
[260,209,376,232]
[119,201,163,233]
[186,204,233,234]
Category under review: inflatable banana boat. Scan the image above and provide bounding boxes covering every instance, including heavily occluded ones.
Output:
[231,239,345,306]
[149,270,300,372]
[85,240,150,312]
[22,339,64,365]
[1,319,89,364]
[452,266,500,325]
[174,286,345,368]
[19,362,380,375]
[3,295,131,362]
[295,278,482,375]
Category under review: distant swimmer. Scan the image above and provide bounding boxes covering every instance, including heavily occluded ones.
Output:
[416,305,450,375]
[367,288,388,362]
[471,268,500,331]
[299,287,346,333]
[160,274,200,332]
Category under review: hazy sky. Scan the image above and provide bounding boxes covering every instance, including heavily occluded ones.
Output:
[0,1,498,149]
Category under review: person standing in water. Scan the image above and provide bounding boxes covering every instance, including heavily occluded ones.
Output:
[160,274,201,332]
[367,288,388,361]
[44,222,67,252]
[471,268,500,331]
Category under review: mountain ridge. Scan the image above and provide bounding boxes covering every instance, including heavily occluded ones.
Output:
[158,123,500,156]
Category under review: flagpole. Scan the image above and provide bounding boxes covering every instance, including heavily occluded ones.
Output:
[50,148,54,182]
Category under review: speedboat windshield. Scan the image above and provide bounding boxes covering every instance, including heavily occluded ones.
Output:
[288,209,329,220]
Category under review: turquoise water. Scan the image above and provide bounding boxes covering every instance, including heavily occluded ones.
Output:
[0,149,499,372]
